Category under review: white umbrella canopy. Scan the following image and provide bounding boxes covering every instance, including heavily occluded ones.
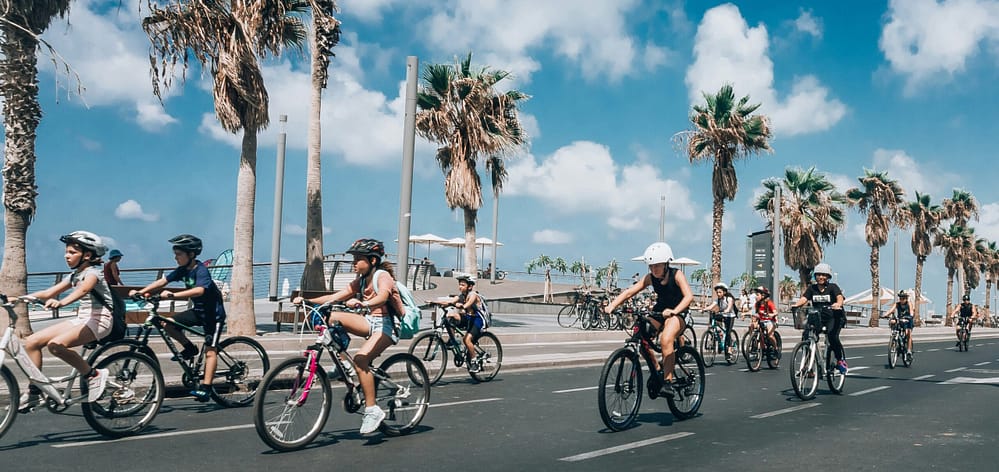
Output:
[395,233,449,258]
[844,287,895,306]
[898,289,932,305]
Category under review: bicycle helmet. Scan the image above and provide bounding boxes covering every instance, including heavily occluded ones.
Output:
[813,263,832,277]
[456,273,477,285]
[754,286,770,298]
[60,230,107,257]
[898,290,908,298]
[108,249,124,259]
[346,238,385,258]
[713,282,729,292]
[962,294,970,302]
[642,242,674,265]
[169,234,203,255]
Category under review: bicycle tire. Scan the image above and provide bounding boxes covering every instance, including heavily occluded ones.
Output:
[469,332,503,382]
[725,329,741,365]
[902,335,912,367]
[253,356,333,451]
[789,341,819,400]
[888,336,898,369]
[210,336,269,407]
[667,345,705,420]
[825,347,846,394]
[597,347,643,431]
[700,329,717,367]
[741,329,754,363]
[376,353,431,436]
[82,351,164,438]
[681,325,696,349]
[408,331,449,385]
[581,306,594,330]
[557,304,577,328]
[767,332,782,369]
[746,330,762,372]
[0,365,19,439]
[86,338,160,368]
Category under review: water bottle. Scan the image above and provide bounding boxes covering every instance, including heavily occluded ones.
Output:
[335,328,351,352]
[342,360,358,383]
[318,326,333,347]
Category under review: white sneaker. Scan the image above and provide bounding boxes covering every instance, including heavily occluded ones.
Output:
[359,406,386,434]
[87,368,109,403]
[18,391,41,412]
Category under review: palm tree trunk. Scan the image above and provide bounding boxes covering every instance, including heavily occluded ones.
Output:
[945,268,955,327]
[229,130,258,336]
[869,246,881,327]
[301,34,326,291]
[463,207,477,274]
[0,27,42,337]
[913,256,925,327]
[986,279,993,327]
[798,267,811,292]
[710,195,724,285]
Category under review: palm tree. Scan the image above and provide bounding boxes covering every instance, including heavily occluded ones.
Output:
[846,169,907,326]
[677,84,772,285]
[779,275,799,309]
[0,0,71,336]
[485,154,508,282]
[943,188,979,227]
[755,166,847,288]
[985,241,999,326]
[936,224,974,326]
[728,272,757,293]
[964,237,988,294]
[690,268,710,299]
[595,259,621,290]
[903,192,944,326]
[301,1,341,291]
[415,53,528,274]
[526,254,567,303]
[143,0,308,335]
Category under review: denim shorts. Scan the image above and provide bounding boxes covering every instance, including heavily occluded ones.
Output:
[366,314,399,344]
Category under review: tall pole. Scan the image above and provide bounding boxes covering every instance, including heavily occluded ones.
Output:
[491,192,499,284]
[772,186,781,306]
[397,56,419,287]
[659,195,666,242]
[893,229,899,300]
[268,115,288,301]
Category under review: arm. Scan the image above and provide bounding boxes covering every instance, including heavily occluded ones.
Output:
[28,278,72,302]
[605,275,650,313]
[832,293,845,310]
[130,277,170,297]
[790,295,808,309]
[883,304,896,318]
[461,291,480,312]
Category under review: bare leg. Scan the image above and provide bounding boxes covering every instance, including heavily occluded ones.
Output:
[659,316,684,381]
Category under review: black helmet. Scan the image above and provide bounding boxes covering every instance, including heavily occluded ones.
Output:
[754,286,770,298]
[169,234,203,255]
[346,238,385,258]
[898,290,908,298]
[962,294,970,302]
[60,230,107,257]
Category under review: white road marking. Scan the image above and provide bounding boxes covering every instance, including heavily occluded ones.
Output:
[875,354,888,357]
[850,386,892,396]
[53,424,255,448]
[749,403,822,419]
[974,361,991,366]
[938,377,999,385]
[945,367,967,373]
[429,398,503,408]
[559,432,694,462]
[927,349,940,352]
[912,374,935,380]
[846,366,869,376]
[846,356,864,360]
[553,386,598,394]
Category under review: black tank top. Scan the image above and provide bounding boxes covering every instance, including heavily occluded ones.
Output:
[650,268,684,313]
[896,302,911,317]
[960,303,973,317]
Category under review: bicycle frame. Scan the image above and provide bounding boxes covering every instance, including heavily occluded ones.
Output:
[125,296,217,382]
[429,305,481,366]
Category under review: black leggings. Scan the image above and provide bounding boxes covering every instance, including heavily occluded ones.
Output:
[804,310,846,361]
[722,316,735,348]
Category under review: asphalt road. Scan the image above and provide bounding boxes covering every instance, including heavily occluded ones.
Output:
[3,335,999,471]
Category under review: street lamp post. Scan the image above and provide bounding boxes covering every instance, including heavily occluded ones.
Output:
[268,115,288,301]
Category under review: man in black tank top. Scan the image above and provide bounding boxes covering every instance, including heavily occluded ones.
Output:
[883,291,914,354]
[950,295,978,346]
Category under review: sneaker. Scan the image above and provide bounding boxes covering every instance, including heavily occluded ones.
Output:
[87,368,109,403]
[359,406,386,434]
[190,385,211,402]
[836,360,849,375]
[171,345,199,362]
[659,380,675,398]
[468,357,482,373]
[18,391,42,412]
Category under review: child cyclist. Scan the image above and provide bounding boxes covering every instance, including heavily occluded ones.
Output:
[883,290,914,354]
[752,286,779,357]
[604,242,694,398]
[292,238,399,435]
[129,234,226,402]
[20,231,112,409]
[702,282,737,357]
[427,273,487,372]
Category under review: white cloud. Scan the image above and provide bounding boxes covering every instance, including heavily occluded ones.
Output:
[826,172,855,195]
[870,148,958,196]
[794,9,823,39]
[504,141,697,232]
[532,229,573,244]
[114,200,158,222]
[283,224,332,236]
[685,4,847,137]
[978,202,999,242]
[880,0,999,92]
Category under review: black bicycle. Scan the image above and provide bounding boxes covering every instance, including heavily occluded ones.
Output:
[88,294,269,407]
[883,316,912,368]
[597,308,705,431]
[742,316,782,372]
[699,311,739,367]
[956,316,971,352]
[409,304,502,384]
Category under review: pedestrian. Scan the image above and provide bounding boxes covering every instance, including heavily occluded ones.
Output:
[104,249,124,286]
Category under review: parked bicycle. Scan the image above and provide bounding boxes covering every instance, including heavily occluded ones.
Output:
[788,306,846,400]
[0,294,163,439]
[253,303,430,451]
[956,316,971,352]
[557,289,606,329]
[409,303,503,385]
[88,294,269,407]
[742,315,782,372]
[597,308,705,431]
[699,310,740,367]
[882,316,912,368]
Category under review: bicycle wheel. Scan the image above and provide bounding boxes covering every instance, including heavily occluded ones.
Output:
[86,339,160,368]
[725,329,741,365]
[557,304,578,328]
[887,336,898,369]
[211,336,269,407]
[789,342,819,400]
[82,351,164,438]
[0,366,19,439]
[741,329,754,362]
[667,345,705,420]
[745,330,762,372]
[902,335,912,367]
[767,332,782,369]
[580,306,594,330]
[700,329,717,367]
[597,347,643,431]
[469,332,503,382]
[253,356,332,451]
[681,325,696,349]
[825,347,846,394]
[375,353,430,436]
[408,332,449,385]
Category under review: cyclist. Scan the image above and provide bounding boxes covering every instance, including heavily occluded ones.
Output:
[950,294,978,347]
[604,242,694,398]
[427,273,487,372]
[702,282,737,357]
[790,262,848,374]
[292,238,399,435]
[129,234,226,402]
[20,231,111,409]
[752,286,779,357]
[883,290,914,354]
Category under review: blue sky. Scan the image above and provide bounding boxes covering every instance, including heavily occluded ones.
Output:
[7,0,999,312]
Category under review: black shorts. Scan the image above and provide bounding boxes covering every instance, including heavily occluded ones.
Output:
[172,310,225,348]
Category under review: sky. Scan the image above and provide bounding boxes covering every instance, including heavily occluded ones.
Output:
[5,0,999,312]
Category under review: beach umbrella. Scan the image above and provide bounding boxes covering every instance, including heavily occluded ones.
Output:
[474,237,503,265]
[844,287,895,306]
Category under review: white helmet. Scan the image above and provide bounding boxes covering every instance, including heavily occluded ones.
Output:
[642,242,674,265]
[813,263,832,278]
[456,273,477,285]
[60,230,107,257]
[713,282,729,291]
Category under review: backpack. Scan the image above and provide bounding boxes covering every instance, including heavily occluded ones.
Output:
[476,294,493,329]
[95,286,127,345]
[370,269,422,339]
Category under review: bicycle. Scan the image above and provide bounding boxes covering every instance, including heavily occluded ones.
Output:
[742,316,782,372]
[788,306,847,400]
[597,308,706,431]
[409,303,503,385]
[88,294,269,407]
[882,316,912,368]
[956,316,971,352]
[557,289,604,329]
[253,303,430,451]
[699,311,740,367]
[0,294,164,439]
